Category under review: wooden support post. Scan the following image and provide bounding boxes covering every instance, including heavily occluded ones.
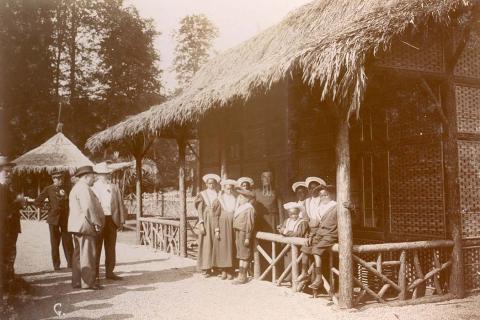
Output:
[291,244,299,292]
[177,137,188,258]
[271,242,277,283]
[336,117,354,308]
[135,156,143,245]
[254,238,261,279]
[443,32,465,299]
[398,250,407,300]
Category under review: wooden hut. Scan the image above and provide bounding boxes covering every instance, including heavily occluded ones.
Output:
[87,0,480,307]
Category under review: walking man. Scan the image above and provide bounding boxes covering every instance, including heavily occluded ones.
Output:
[35,170,73,270]
[92,162,125,281]
[68,166,105,290]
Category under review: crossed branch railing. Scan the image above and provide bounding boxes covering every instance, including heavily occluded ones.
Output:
[254,232,454,306]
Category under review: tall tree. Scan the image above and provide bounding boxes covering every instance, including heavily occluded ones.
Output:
[172,14,218,89]
[98,1,163,128]
[0,0,57,156]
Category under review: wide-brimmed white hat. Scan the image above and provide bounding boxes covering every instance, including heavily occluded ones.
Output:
[94,162,113,174]
[283,202,303,211]
[220,179,237,186]
[202,173,221,183]
[291,181,308,192]
[237,177,254,186]
[305,176,326,188]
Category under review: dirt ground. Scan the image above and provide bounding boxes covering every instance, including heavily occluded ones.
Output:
[6,220,480,320]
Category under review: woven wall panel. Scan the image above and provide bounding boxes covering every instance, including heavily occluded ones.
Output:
[456,85,480,134]
[458,140,480,239]
[463,246,480,291]
[375,31,443,73]
[389,142,446,236]
[454,30,480,79]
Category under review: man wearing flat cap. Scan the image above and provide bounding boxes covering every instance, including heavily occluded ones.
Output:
[0,156,23,297]
[68,166,105,290]
[35,169,73,271]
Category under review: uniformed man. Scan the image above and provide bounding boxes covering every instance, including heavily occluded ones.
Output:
[35,170,73,270]
[0,156,23,297]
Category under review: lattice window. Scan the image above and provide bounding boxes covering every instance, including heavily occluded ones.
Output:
[389,142,446,236]
[375,30,444,73]
[454,29,480,79]
[456,85,480,134]
[463,246,480,291]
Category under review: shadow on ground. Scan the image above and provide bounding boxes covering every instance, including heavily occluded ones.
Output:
[13,265,195,320]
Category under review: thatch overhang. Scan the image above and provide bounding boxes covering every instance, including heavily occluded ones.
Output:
[13,132,93,175]
[87,0,477,152]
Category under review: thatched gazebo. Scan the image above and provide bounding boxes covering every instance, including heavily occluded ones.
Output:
[87,0,480,308]
[13,130,93,195]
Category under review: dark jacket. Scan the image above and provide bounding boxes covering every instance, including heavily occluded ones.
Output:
[0,184,22,235]
[35,184,69,226]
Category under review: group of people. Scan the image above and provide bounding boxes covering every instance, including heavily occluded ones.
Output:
[1,157,127,294]
[195,171,339,289]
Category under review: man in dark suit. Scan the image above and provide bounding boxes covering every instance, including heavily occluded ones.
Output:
[35,170,73,270]
[92,162,125,280]
[0,156,23,297]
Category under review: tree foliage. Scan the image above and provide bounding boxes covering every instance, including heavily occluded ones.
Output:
[0,0,163,157]
[172,14,218,89]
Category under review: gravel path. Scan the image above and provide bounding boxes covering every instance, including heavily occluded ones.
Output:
[9,221,480,320]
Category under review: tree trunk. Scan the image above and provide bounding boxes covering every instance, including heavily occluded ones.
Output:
[68,0,77,102]
[177,138,188,257]
[135,156,143,245]
[336,117,354,308]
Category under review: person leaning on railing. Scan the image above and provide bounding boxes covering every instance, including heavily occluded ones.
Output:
[297,184,338,290]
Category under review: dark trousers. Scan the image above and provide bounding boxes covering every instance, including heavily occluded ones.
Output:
[1,233,18,295]
[72,234,97,288]
[49,224,73,269]
[95,216,118,277]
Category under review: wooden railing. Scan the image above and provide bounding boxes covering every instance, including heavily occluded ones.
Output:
[138,216,198,255]
[331,240,454,306]
[253,233,455,307]
[124,192,196,217]
[19,202,48,221]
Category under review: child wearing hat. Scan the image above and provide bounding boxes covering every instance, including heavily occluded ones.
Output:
[278,202,308,238]
[232,188,256,284]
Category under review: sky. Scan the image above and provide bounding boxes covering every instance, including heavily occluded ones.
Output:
[126,0,311,92]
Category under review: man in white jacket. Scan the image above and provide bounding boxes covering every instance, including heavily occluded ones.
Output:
[68,166,105,290]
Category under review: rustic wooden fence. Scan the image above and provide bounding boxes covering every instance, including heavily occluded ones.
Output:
[19,201,48,221]
[138,216,198,255]
[253,232,454,307]
[124,192,196,217]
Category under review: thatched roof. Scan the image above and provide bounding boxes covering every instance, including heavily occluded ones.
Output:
[109,159,158,176]
[13,132,93,175]
[86,0,476,152]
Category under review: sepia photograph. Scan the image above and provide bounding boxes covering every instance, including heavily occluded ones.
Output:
[1,0,480,319]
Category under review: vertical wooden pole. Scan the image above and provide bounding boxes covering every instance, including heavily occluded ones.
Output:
[398,250,407,300]
[196,141,201,195]
[135,156,143,245]
[443,32,465,298]
[291,244,299,292]
[336,116,354,308]
[177,137,188,258]
[254,238,261,279]
[271,241,277,283]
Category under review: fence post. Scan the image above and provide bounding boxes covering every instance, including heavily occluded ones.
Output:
[254,238,261,279]
[398,250,407,300]
[291,244,299,292]
[177,137,188,258]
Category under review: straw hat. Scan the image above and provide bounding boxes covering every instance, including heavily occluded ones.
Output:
[202,173,221,183]
[305,176,326,188]
[75,165,97,177]
[237,177,254,186]
[283,202,303,211]
[291,181,307,192]
[220,179,237,186]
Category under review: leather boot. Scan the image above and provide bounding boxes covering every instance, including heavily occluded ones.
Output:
[296,260,309,282]
[233,267,247,285]
[308,267,323,290]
